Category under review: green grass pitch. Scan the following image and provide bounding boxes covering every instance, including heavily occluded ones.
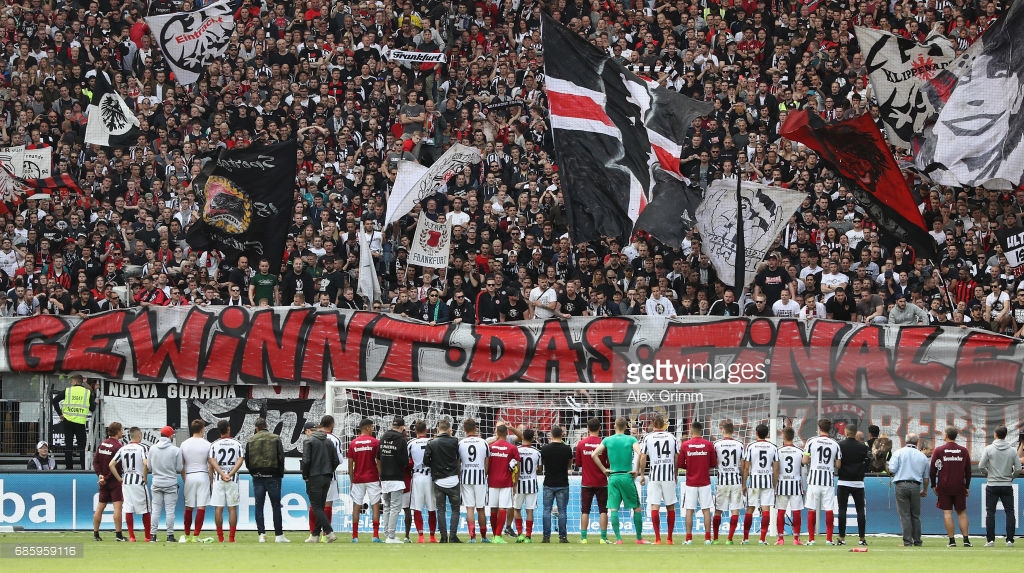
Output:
[0,532,1019,572]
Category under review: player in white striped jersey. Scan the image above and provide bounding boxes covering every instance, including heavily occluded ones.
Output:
[320,416,343,538]
[109,427,150,542]
[638,415,679,545]
[514,429,542,543]
[775,426,806,545]
[208,419,245,543]
[802,419,841,545]
[742,424,778,545]
[712,421,745,544]
[459,418,490,542]
[407,420,438,543]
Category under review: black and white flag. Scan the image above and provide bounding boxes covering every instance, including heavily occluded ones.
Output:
[385,144,481,226]
[84,72,141,147]
[146,0,240,86]
[388,50,446,64]
[855,26,955,149]
[694,180,805,289]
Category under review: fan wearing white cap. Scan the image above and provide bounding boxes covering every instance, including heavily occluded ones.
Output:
[27,440,56,471]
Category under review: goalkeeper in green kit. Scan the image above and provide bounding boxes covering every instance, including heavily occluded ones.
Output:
[592,417,651,545]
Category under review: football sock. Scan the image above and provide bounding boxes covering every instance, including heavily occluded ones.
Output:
[309,513,316,534]
[651,509,661,540]
[792,511,802,538]
[728,514,739,539]
[496,510,507,537]
[352,520,359,539]
[428,511,437,535]
[142,514,151,541]
[666,509,675,541]
[743,512,753,539]
[184,508,193,537]
[490,509,499,536]
[414,511,424,533]
[712,514,721,540]
[580,527,587,541]
[807,511,816,541]
[478,515,488,539]
[126,513,134,538]
[825,511,834,541]
[610,510,621,539]
[526,520,533,537]
[515,517,523,535]
[777,510,786,536]
[633,511,643,540]
[325,506,333,525]
[217,520,224,541]
[760,511,770,542]
[372,520,380,539]
[229,524,236,542]
[194,509,205,537]
[467,519,475,539]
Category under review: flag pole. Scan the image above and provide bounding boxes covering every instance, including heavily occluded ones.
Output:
[734,173,745,294]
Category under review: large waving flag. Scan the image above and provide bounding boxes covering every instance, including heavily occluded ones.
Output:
[914,0,1024,189]
[781,110,936,260]
[542,13,711,244]
[384,144,481,226]
[185,140,297,267]
[854,26,955,149]
[84,71,141,147]
[146,0,240,86]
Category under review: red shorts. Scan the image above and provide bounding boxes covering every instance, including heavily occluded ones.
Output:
[98,478,123,504]
[580,486,608,514]
[935,491,967,512]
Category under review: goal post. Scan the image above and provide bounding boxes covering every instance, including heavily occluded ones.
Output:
[326,381,778,450]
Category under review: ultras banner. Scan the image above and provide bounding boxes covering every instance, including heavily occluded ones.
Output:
[1,308,1023,398]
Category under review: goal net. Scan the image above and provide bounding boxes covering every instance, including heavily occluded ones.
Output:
[326,381,777,454]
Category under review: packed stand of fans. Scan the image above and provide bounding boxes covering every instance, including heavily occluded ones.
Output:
[0,0,1019,336]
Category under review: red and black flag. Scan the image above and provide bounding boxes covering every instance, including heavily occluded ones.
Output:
[185,140,297,267]
[0,161,84,214]
[542,13,711,245]
[780,109,937,260]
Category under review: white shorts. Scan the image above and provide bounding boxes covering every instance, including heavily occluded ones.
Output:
[775,494,804,511]
[121,483,150,514]
[210,479,240,507]
[462,483,488,508]
[683,485,713,511]
[747,487,775,508]
[351,481,382,506]
[326,476,339,503]
[715,484,744,512]
[804,484,835,511]
[411,476,436,511]
[646,480,678,507]
[513,492,538,511]
[183,473,211,508]
[488,487,513,509]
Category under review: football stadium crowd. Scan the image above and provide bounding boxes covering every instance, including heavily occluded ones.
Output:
[0,0,1019,335]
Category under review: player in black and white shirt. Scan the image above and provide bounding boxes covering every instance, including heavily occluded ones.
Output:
[513,429,542,543]
[639,415,679,545]
[407,420,438,543]
[712,421,745,544]
[742,424,778,545]
[775,426,806,545]
[802,419,841,545]
[110,427,150,542]
[208,419,245,543]
[459,418,490,542]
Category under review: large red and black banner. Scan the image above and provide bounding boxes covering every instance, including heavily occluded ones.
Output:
[5,308,1024,400]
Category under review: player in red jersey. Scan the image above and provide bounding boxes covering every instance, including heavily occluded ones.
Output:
[931,426,973,547]
[92,422,126,542]
[679,421,717,545]
[348,418,382,542]
[575,417,609,543]
[487,425,521,543]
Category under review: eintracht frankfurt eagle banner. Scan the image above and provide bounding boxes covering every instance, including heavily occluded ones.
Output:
[385,144,481,226]
[695,180,805,289]
[84,71,141,147]
[146,0,240,86]
[854,27,955,149]
[409,212,451,269]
